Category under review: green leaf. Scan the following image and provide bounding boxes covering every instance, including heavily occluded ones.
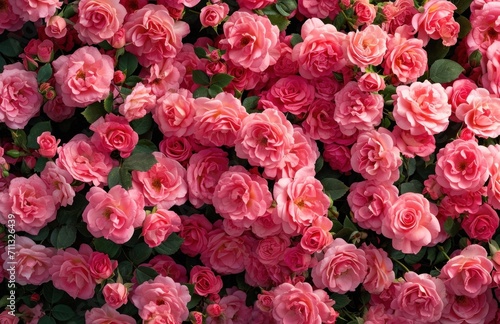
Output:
[0,55,6,73]
[267,14,290,31]
[404,246,426,262]
[118,52,138,76]
[98,40,114,50]
[321,178,349,201]
[130,113,153,135]
[261,4,281,15]
[34,157,49,173]
[119,168,132,190]
[242,96,259,111]
[154,233,184,255]
[52,305,75,321]
[192,70,210,86]
[38,316,57,324]
[82,102,106,124]
[343,216,357,231]
[42,284,64,304]
[330,293,351,310]
[27,226,50,242]
[187,293,202,310]
[469,49,482,68]
[122,152,157,172]
[429,59,464,83]
[208,84,224,97]
[37,63,53,84]
[457,15,471,39]
[0,38,22,57]
[50,225,77,249]
[193,86,209,98]
[128,242,152,264]
[452,0,473,14]
[10,129,28,150]
[27,121,52,149]
[103,92,114,113]
[315,155,324,173]
[276,0,297,16]
[211,73,234,88]
[132,139,157,154]
[290,33,303,47]
[107,167,121,188]
[333,11,347,30]
[194,47,207,59]
[94,237,121,258]
[444,216,460,236]
[425,39,450,66]
[118,261,134,281]
[400,180,424,194]
[135,266,158,284]
[124,75,142,87]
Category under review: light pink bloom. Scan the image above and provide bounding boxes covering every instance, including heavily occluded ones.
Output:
[381,0,417,34]
[119,83,156,122]
[10,0,62,22]
[300,217,333,253]
[37,131,60,158]
[90,114,138,158]
[264,76,315,115]
[141,208,182,248]
[302,99,337,143]
[298,0,340,19]
[45,15,67,39]
[103,283,128,309]
[392,125,436,159]
[383,34,427,84]
[206,288,253,324]
[143,255,187,283]
[358,73,386,92]
[255,234,290,266]
[154,89,195,138]
[346,25,388,70]
[361,243,395,295]
[0,2,23,34]
[200,3,229,27]
[441,289,497,324]
[88,251,118,283]
[40,161,75,207]
[412,0,459,46]
[467,2,500,54]
[85,304,135,324]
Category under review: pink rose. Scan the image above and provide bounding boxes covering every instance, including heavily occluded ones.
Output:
[19,304,44,324]
[392,272,447,322]
[83,186,146,244]
[50,244,96,300]
[298,0,340,19]
[88,251,118,283]
[206,288,253,324]
[119,83,156,122]
[145,58,185,97]
[45,15,67,39]
[435,139,489,195]
[251,211,283,239]
[393,80,451,136]
[255,234,290,266]
[1,236,54,285]
[74,0,127,45]
[358,73,386,92]
[43,96,76,122]
[36,131,60,158]
[441,289,497,324]
[0,2,23,35]
[0,174,56,235]
[40,161,75,207]
[346,25,388,70]
[312,238,368,294]
[142,255,187,283]
[412,0,459,46]
[283,246,312,272]
[272,43,300,78]
[264,76,315,115]
[456,88,500,138]
[0,63,43,129]
[103,283,128,309]
[236,0,275,10]
[467,2,500,54]
[10,0,61,21]
[36,39,54,63]
[193,92,248,147]
[124,4,189,67]
[132,152,188,209]
[382,193,440,254]
[0,309,19,323]
[300,217,333,253]
[383,35,427,84]
[311,76,341,101]
[461,203,499,241]
[131,275,191,323]
[323,143,352,173]
[446,78,478,119]
[200,3,229,27]
[220,11,280,72]
[189,265,223,296]
[90,114,139,158]
[302,99,338,143]
[85,305,135,324]
[141,208,182,248]
[381,0,417,34]
[53,46,114,108]
[293,18,347,79]
[351,128,402,184]
[361,244,395,295]
[392,125,436,159]
[354,0,377,26]
[154,89,196,138]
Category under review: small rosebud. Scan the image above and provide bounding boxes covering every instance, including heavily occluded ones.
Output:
[111,28,126,49]
[189,311,203,324]
[206,304,223,318]
[114,70,126,85]
[37,40,54,63]
[30,293,41,302]
[23,156,36,169]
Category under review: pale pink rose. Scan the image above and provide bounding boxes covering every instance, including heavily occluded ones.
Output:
[457,88,500,138]
[85,304,135,324]
[200,3,229,27]
[0,309,19,323]
[226,61,262,92]
[441,289,497,324]
[186,148,229,208]
[88,251,118,283]
[302,99,338,143]
[361,244,395,295]
[36,131,60,158]
[132,275,190,322]
[57,134,115,186]
[124,4,189,67]
[300,217,333,253]
[119,83,156,122]
[74,0,127,44]
[206,288,252,324]
[50,244,96,300]
[467,2,500,54]
[312,238,368,294]
[255,234,290,266]
[43,96,76,122]
[1,236,54,285]
[435,139,489,195]
[220,11,280,72]
[273,168,331,235]
[382,0,417,34]
[141,208,181,248]
[383,192,440,254]
[45,15,67,39]
[383,35,427,84]
[334,81,384,136]
[439,244,493,298]
[236,0,275,10]
[53,46,114,108]
[461,203,499,241]
[0,174,55,235]
[323,143,352,173]
[19,304,44,324]
[0,1,23,34]
[392,272,447,322]
[179,214,212,257]
[298,0,340,19]
[83,186,146,244]
[393,80,451,136]
[351,128,402,184]
[446,78,478,119]
[0,63,43,129]
[392,125,436,159]
[10,0,61,22]
[412,0,459,46]
[264,76,315,115]
[346,25,388,70]
[193,92,248,147]
[358,73,386,92]
[153,89,195,138]
[348,180,399,234]
[354,0,377,26]
[144,58,185,97]
[283,246,312,272]
[40,161,75,207]
[293,18,347,79]
[235,108,294,170]
[143,255,187,283]
[90,114,138,158]
[487,157,500,209]
[103,283,128,309]
[189,265,223,296]
[132,152,188,209]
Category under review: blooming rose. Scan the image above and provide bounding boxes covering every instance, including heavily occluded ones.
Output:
[384,35,427,84]
[446,78,478,118]
[0,63,43,129]
[45,15,67,39]
[85,304,135,324]
[159,136,192,165]
[50,244,96,300]
[40,161,75,207]
[83,186,146,244]
[0,309,19,323]
[10,0,61,22]
[119,82,156,122]
[264,76,315,115]
[0,1,23,35]
[36,131,60,158]
[354,0,377,26]
[103,283,128,309]
[382,192,440,254]
[154,89,196,138]
[293,18,347,79]
[412,0,459,46]
[381,0,417,34]
[435,139,489,195]
[350,128,402,184]
[189,265,223,296]
[358,73,386,92]
[456,88,500,138]
[361,244,395,295]
[393,80,451,136]
[236,0,275,10]
[53,46,114,108]
[440,289,497,324]
[200,3,229,27]
[302,99,338,143]
[43,95,76,122]
[132,152,188,209]
[300,217,334,253]
[298,0,340,19]
[346,25,388,70]
[88,251,118,283]
[392,125,436,159]
[124,4,190,67]
[74,0,127,44]
[323,143,352,173]
[90,114,138,158]
[467,2,500,54]
[220,11,280,72]
[255,234,290,266]
[145,58,185,97]
[461,203,499,241]
[0,174,56,235]
[141,208,182,248]
[206,288,252,324]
